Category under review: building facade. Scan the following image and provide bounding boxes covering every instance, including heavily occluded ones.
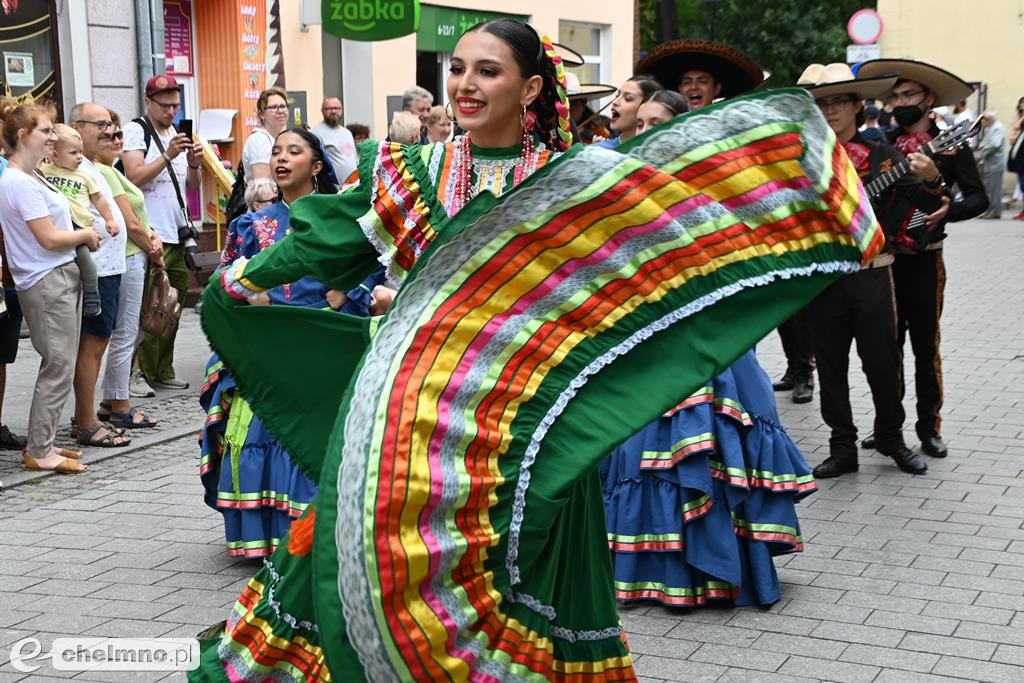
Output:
[877,0,1023,156]
[301,0,635,137]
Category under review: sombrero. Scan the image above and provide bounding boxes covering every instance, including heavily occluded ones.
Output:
[564,72,616,101]
[855,59,973,107]
[634,39,764,98]
[551,42,585,68]
[797,63,896,101]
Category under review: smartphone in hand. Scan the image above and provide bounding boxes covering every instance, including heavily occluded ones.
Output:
[178,118,193,140]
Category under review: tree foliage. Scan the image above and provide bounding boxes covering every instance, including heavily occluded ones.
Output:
[638,0,877,87]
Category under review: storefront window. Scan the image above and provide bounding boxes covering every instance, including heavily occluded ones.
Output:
[559,20,605,86]
[416,5,528,104]
[0,0,60,108]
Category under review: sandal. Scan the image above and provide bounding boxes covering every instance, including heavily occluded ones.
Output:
[23,447,83,461]
[23,453,87,473]
[72,417,127,437]
[72,422,131,448]
[98,403,158,430]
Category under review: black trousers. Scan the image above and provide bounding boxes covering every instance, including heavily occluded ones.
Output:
[808,266,905,463]
[777,307,815,382]
[893,249,945,439]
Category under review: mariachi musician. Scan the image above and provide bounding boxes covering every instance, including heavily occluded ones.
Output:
[854,59,986,460]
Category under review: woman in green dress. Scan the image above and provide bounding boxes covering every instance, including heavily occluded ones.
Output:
[192,20,883,683]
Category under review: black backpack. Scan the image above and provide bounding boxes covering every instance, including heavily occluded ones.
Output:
[114,117,154,175]
[224,163,248,224]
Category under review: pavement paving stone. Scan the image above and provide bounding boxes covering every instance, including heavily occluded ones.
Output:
[687,642,789,672]
[632,655,725,682]
[873,671,972,683]
[775,655,879,683]
[778,599,870,625]
[942,571,1024,595]
[932,655,1024,683]
[840,643,940,672]
[864,610,959,636]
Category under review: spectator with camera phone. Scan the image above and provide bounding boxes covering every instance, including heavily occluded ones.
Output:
[121,74,203,393]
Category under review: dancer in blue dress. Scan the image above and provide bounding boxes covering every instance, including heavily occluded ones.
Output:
[601,349,815,606]
[199,128,382,557]
[601,40,814,607]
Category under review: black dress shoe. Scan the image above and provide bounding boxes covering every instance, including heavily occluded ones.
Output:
[919,435,948,458]
[861,435,876,449]
[773,373,795,391]
[0,424,26,450]
[877,443,928,475]
[792,381,814,404]
[813,456,859,478]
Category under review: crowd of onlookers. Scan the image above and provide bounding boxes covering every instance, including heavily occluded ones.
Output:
[0,74,202,474]
[0,75,456,476]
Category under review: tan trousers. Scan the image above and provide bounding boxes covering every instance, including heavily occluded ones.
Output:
[18,262,81,457]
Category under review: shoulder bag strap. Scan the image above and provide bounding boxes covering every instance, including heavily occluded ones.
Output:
[138,117,194,226]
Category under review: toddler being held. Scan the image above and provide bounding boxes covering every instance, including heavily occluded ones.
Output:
[39,123,116,317]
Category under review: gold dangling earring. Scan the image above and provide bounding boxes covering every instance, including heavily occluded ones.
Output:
[520,104,527,128]
[445,102,456,122]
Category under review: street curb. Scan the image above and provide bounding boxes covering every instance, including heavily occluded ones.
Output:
[0,422,200,490]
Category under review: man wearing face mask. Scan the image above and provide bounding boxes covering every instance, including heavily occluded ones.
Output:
[797,63,948,479]
[854,60,987,461]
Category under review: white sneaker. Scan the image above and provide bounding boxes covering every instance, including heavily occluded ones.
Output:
[152,377,190,390]
[130,370,156,398]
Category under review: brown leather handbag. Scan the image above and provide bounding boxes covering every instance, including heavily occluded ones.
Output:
[140,270,181,337]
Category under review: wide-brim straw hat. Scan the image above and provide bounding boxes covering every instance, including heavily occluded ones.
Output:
[634,39,765,98]
[564,72,616,101]
[855,59,973,107]
[797,63,896,101]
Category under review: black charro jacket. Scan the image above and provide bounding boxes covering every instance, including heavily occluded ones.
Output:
[849,133,945,251]
[889,122,988,228]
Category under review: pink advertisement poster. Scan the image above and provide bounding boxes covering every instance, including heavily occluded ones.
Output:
[164,0,193,75]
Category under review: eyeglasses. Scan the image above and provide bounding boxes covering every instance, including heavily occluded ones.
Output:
[253,197,277,207]
[815,96,856,111]
[885,88,927,105]
[149,99,181,111]
[102,130,124,141]
[263,104,288,112]
[75,119,113,130]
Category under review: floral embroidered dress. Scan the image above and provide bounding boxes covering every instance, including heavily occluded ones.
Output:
[199,201,378,558]
[191,90,884,683]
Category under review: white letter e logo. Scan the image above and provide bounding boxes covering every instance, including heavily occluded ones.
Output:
[10,637,43,673]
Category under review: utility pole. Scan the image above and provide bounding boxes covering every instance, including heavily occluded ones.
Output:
[656,0,678,42]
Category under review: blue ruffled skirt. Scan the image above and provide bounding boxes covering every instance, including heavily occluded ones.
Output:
[600,349,815,607]
[199,356,317,558]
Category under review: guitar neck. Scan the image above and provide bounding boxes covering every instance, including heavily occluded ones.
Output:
[865,156,913,198]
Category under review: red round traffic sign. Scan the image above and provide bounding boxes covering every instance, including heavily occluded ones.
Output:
[848,9,884,45]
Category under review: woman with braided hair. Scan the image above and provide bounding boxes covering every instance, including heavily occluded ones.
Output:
[191,18,886,683]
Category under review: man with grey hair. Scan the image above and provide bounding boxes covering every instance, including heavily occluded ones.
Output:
[402,85,433,144]
[69,102,130,447]
[976,111,1007,218]
[313,96,358,182]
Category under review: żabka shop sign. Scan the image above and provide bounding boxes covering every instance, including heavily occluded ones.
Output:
[322,0,420,40]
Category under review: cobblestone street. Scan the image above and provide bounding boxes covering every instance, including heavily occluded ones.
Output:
[1,217,1023,682]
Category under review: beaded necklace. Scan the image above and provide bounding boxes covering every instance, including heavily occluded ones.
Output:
[449,131,538,216]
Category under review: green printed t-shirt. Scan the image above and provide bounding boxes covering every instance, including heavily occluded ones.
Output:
[39,161,97,229]
[98,163,151,257]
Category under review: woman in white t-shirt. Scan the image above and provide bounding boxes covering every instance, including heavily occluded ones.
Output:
[0,100,100,474]
[242,88,289,181]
